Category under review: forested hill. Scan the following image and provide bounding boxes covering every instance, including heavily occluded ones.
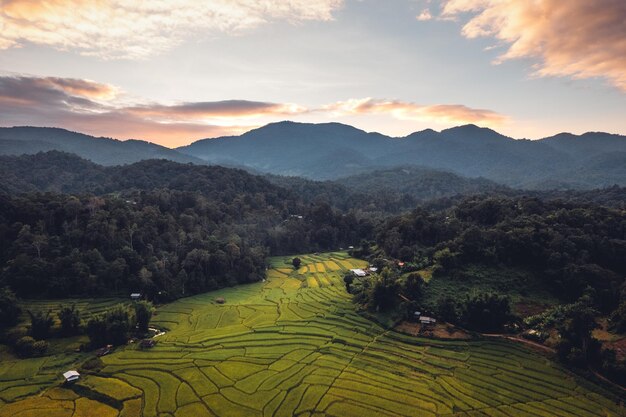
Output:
[178,121,626,188]
[0,151,290,199]
[0,126,203,166]
[335,166,509,197]
[0,155,372,299]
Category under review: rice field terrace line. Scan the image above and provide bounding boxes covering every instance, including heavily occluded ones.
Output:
[0,252,624,417]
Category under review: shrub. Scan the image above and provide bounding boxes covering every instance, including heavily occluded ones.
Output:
[58,304,81,336]
[28,310,54,339]
[15,336,48,357]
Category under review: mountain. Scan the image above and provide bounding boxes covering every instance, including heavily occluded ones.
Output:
[178,122,626,188]
[178,121,393,178]
[0,126,204,166]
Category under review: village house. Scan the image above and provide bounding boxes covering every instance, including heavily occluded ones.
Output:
[350,268,367,277]
[62,370,80,384]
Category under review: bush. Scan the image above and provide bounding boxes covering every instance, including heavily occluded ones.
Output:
[15,336,48,357]
[292,257,301,269]
[28,310,54,339]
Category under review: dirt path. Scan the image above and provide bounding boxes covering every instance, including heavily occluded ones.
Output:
[481,333,556,353]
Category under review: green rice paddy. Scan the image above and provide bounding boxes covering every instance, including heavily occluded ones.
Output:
[0,252,623,416]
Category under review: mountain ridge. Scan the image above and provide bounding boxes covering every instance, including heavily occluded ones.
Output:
[2,123,625,189]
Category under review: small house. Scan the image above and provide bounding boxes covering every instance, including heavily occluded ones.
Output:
[130,293,141,301]
[215,297,225,304]
[419,316,437,326]
[350,269,367,277]
[63,370,80,384]
[369,267,378,273]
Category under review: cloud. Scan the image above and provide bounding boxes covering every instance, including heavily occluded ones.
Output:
[0,74,509,145]
[0,74,305,146]
[323,98,507,125]
[441,0,626,91]
[0,0,344,59]
[416,9,433,21]
[126,101,307,122]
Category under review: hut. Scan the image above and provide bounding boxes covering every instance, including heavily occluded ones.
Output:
[63,370,80,384]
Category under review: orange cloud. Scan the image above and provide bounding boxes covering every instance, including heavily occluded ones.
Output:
[442,0,626,91]
[0,74,509,145]
[0,75,300,146]
[0,0,343,59]
[127,101,307,122]
[323,98,507,125]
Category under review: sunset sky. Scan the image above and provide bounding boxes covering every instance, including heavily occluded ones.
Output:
[0,0,625,147]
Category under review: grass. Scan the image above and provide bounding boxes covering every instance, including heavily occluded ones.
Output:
[0,252,624,416]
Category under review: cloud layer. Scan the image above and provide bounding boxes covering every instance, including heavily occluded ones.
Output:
[0,75,507,145]
[442,0,626,91]
[323,98,506,125]
[0,0,343,59]
[0,75,304,145]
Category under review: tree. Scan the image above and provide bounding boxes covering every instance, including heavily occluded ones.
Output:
[28,310,54,339]
[368,268,401,312]
[58,304,81,336]
[436,296,459,323]
[106,304,132,346]
[403,273,425,301]
[15,336,48,357]
[556,301,600,366]
[0,287,21,329]
[86,315,107,348]
[460,291,511,332]
[292,257,301,269]
[343,273,354,292]
[134,301,154,333]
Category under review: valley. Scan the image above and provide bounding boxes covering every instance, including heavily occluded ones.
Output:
[0,253,623,417]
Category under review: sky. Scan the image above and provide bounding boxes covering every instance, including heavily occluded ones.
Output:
[0,0,625,147]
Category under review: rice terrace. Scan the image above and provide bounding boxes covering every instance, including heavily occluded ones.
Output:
[0,252,623,417]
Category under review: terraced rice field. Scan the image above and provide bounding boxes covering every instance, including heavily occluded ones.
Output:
[0,252,624,416]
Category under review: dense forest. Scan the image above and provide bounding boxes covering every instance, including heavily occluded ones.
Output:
[0,154,376,300]
[371,196,625,311]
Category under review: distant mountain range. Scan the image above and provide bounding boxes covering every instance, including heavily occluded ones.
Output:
[179,122,626,188]
[0,126,203,165]
[1,123,625,189]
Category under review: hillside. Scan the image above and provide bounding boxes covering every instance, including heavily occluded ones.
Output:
[335,166,510,197]
[0,151,285,198]
[178,121,626,188]
[0,126,203,166]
